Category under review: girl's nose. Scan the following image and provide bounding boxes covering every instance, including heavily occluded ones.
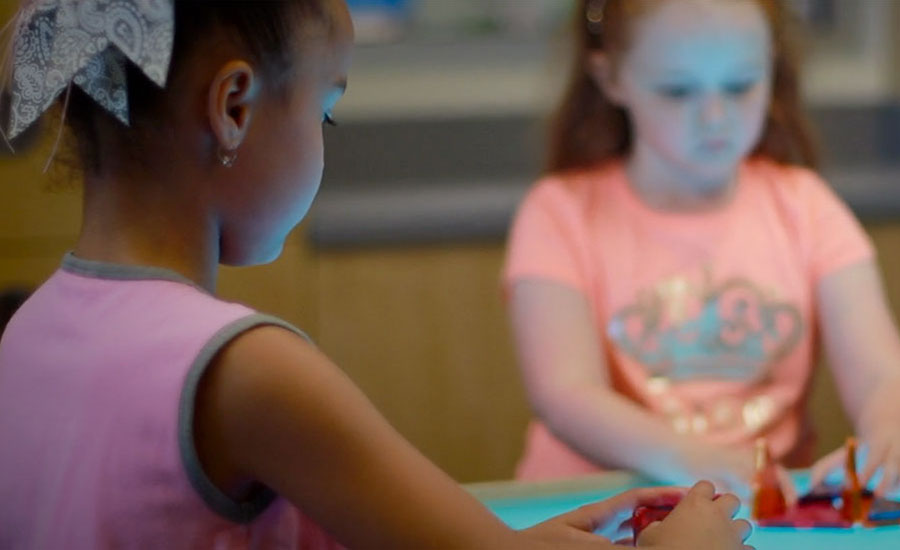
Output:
[700,93,728,128]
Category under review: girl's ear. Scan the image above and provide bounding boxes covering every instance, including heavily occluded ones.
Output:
[207,60,259,152]
[587,51,627,106]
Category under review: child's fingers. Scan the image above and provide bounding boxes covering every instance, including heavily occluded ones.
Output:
[556,503,618,534]
[712,492,741,519]
[561,487,688,533]
[610,490,690,541]
[874,454,899,497]
[684,480,717,502]
[638,487,690,508]
[733,518,753,542]
[635,520,662,545]
[776,465,798,507]
[703,478,729,495]
[861,441,889,488]
[809,447,845,488]
[706,471,749,500]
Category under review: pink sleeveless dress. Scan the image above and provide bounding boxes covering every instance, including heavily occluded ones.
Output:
[0,254,343,549]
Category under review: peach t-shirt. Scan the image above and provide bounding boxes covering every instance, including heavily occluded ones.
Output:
[504,159,874,480]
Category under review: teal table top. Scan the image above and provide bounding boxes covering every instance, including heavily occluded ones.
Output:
[467,472,900,549]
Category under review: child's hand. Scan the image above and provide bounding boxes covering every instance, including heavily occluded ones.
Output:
[809,380,900,497]
[859,383,900,496]
[810,433,900,497]
[637,481,752,550]
[521,487,689,547]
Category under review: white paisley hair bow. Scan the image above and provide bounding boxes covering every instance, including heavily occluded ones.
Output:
[2,0,175,141]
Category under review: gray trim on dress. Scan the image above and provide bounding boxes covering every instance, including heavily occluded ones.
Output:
[61,252,204,290]
[178,314,312,524]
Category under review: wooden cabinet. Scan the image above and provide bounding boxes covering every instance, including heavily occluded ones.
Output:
[310,243,529,482]
[0,149,81,289]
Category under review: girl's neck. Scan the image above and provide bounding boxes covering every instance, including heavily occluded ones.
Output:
[74,171,221,292]
[625,144,741,214]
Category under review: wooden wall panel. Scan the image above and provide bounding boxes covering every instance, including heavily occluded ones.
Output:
[311,244,530,482]
[217,227,319,334]
[0,142,81,290]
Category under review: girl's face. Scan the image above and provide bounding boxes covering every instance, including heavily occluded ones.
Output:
[219,2,353,266]
[602,0,772,186]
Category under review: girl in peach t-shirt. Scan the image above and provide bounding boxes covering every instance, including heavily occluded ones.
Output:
[504,0,900,498]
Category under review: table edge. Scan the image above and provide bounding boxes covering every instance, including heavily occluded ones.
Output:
[464,471,650,501]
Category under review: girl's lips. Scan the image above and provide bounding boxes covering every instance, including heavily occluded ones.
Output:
[702,138,730,151]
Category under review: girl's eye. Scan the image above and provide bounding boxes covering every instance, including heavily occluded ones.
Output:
[323,112,337,126]
[724,81,756,96]
[657,85,695,100]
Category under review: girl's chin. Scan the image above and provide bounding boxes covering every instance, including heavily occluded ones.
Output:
[683,157,741,178]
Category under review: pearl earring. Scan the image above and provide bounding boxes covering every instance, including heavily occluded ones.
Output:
[218,147,238,168]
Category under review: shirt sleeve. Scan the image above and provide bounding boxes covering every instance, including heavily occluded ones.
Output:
[503,178,593,295]
[800,169,875,283]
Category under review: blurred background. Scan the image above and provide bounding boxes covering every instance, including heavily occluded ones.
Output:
[2,0,900,483]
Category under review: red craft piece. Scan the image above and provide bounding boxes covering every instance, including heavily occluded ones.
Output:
[751,438,787,521]
[631,494,722,544]
[756,499,852,528]
[841,437,863,523]
[753,436,900,529]
[631,504,673,541]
